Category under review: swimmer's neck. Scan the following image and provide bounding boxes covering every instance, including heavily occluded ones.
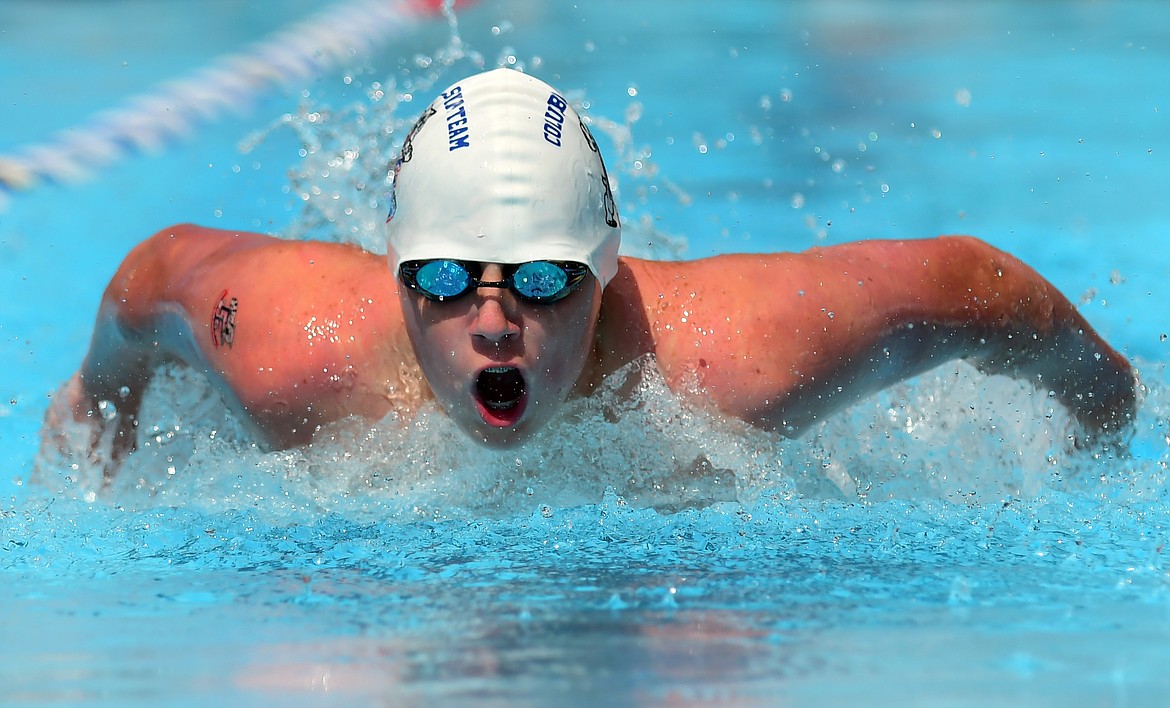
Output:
[578,257,660,395]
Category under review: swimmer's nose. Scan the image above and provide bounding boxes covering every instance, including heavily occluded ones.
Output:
[471,292,521,343]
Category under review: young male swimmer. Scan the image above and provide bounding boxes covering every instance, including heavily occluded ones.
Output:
[46,68,1137,468]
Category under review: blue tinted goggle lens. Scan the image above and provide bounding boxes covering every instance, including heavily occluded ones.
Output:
[513,261,570,300]
[415,259,471,299]
[400,259,588,303]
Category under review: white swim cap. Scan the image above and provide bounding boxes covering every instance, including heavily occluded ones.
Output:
[385,69,621,287]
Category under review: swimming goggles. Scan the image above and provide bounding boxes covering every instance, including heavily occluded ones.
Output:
[398,259,589,303]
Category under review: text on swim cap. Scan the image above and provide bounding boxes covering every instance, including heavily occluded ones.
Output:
[543,93,568,147]
[442,85,470,151]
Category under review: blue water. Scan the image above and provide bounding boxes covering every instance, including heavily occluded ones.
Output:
[4,0,1170,704]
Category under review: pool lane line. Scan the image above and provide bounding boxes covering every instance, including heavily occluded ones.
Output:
[0,0,465,200]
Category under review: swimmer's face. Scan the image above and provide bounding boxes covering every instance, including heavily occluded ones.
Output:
[397,262,601,447]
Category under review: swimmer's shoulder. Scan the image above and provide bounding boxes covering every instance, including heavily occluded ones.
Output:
[133,224,384,285]
[124,224,396,325]
[610,252,799,300]
[141,223,374,262]
[596,254,792,380]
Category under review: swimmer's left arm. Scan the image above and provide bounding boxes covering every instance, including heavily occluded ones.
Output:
[814,236,1136,441]
[617,236,1136,443]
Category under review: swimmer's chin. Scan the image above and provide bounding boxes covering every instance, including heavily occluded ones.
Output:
[465,423,538,449]
[463,410,543,449]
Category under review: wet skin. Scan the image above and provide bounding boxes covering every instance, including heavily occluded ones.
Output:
[47,224,1137,466]
[397,263,601,447]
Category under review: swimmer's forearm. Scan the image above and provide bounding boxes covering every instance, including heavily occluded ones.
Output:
[963,283,1136,436]
[76,304,158,411]
[919,237,1136,435]
[53,296,174,466]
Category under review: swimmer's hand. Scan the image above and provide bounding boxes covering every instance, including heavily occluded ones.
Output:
[972,325,1139,452]
[36,372,140,487]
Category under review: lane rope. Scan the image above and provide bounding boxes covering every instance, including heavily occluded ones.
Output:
[0,0,445,199]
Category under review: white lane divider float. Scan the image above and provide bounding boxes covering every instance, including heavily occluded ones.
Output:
[0,0,452,201]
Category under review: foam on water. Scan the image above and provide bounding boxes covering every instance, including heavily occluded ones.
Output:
[25,352,1167,517]
[10,358,1170,624]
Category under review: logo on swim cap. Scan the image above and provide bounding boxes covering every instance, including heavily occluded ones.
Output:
[385,69,621,287]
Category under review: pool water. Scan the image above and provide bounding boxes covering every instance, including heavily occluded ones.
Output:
[4,0,1170,704]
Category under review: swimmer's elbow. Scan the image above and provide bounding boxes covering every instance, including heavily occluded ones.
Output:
[102,227,202,322]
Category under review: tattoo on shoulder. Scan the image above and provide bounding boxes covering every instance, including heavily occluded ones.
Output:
[211,289,238,348]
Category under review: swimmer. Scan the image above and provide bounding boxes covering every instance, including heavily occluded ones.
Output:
[43,68,1137,471]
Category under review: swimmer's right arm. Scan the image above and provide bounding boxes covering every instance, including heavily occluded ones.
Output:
[44,224,412,471]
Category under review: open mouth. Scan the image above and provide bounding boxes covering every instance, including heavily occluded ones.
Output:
[474,366,527,426]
